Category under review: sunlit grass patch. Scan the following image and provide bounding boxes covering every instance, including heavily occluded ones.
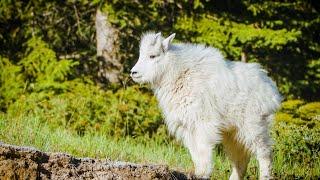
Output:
[0,112,319,179]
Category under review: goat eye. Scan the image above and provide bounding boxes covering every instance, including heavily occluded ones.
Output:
[150,55,156,59]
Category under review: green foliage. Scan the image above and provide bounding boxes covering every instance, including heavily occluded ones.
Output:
[297,102,320,121]
[277,100,320,125]
[273,100,320,177]
[7,84,166,139]
[172,1,320,99]
[273,122,320,178]
[103,86,164,138]
[1,0,319,99]
[99,0,320,100]
[0,36,166,139]
[0,56,25,108]
[281,99,304,111]
[101,0,183,71]
[0,37,79,105]
[20,37,79,92]
[175,15,301,59]
[0,0,97,59]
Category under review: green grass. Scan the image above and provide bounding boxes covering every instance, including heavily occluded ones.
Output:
[0,113,243,179]
[0,114,191,168]
[0,113,319,179]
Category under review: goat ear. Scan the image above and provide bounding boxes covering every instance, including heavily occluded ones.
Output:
[155,32,162,38]
[152,32,162,45]
[162,33,175,51]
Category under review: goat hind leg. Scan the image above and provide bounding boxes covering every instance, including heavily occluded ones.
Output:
[255,139,272,180]
[223,132,250,180]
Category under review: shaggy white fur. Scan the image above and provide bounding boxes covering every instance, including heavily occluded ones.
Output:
[131,32,282,180]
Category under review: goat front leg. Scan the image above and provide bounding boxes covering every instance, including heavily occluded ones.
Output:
[184,129,217,179]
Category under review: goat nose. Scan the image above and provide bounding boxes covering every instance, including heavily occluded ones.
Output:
[130,71,137,76]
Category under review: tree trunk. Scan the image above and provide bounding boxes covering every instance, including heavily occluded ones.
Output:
[241,51,247,62]
[95,9,122,84]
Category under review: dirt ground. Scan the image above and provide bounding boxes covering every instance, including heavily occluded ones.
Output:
[0,142,192,180]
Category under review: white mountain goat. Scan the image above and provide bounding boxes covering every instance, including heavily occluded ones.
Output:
[130,32,282,179]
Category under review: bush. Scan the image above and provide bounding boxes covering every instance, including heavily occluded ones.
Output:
[1,36,167,140]
[0,57,25,109]
[272,100,320,177]
[0,37,78,106]
[7,83,166,139]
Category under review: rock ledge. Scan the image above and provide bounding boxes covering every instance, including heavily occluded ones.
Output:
[0,142,190,179]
